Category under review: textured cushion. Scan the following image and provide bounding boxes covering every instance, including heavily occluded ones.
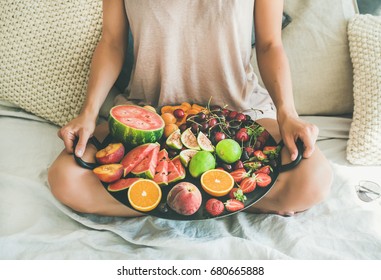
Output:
[251,0,358,115]
[0,0,102,126]
[346,14,381,165]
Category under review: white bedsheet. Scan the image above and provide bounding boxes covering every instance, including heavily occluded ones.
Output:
[1,105,380,260]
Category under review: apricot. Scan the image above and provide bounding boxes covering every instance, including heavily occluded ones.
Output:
[95,143,125,164]
[161,112,177,125]
[164,123,179,138]
[167,182,202,216]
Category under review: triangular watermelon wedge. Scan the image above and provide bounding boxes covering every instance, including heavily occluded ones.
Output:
[167,156,186,184]
[153,149,169,186]
[121,143,160,177]
[131,144,160,179]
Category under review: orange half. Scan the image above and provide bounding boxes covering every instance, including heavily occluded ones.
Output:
[127,179,162,212]
[200,169,234,197]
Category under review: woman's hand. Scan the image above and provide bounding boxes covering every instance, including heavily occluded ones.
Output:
[57,113,97,158]
[277,112,319,161]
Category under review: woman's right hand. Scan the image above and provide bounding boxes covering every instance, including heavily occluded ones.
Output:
[58,113,97,158]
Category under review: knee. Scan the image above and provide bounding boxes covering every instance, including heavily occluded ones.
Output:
[289,157,333,211]
[47,163,99,214]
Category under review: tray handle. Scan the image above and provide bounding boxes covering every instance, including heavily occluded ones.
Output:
[73,134,114,170]
[278,139,304,173]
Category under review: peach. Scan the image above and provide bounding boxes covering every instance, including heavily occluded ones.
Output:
[93,164,124,183]
[167,182,202,216]
[95,143,125,164]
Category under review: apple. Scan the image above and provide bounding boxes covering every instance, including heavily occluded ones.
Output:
[95,143,125,164]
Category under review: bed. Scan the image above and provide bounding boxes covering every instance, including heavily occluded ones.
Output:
[1,0,381,260]
[1,102,380,260]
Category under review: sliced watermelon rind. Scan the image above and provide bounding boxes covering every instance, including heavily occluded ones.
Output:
[109,105,164,147]
[131,145,160,179]
[121,142,160,177]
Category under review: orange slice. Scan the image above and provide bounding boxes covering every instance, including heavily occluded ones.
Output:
[127,179,162,212]
[200,169,234,197]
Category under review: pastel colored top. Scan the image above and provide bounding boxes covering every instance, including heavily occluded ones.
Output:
[123,0,274,119]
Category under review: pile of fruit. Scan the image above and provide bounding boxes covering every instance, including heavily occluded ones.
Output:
[91,103,281,219]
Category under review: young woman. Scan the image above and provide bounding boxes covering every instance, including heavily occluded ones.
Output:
[48,0,332,217]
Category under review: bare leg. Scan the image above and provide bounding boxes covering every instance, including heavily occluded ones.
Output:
[246,118,333,216]
[48,122,143,217]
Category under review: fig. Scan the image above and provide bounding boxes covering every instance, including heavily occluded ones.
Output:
[180,128,201,150]
[166,129,183,150]
[197,131,215,152]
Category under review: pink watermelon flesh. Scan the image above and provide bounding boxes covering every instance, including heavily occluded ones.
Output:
[107,178,140,192]
[153,149,169,186]
[111,105,163,130]
[121,143,159,177]
[131,145,160,179]
[171,156,186,178]
[167,159,186,184]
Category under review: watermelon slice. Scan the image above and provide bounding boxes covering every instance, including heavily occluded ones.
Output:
[107,178,140,192]
[131,144,160,179]
[153,149,169,186]
[121,143,160,177]
[167,156,186,184]
[109,105,164,147]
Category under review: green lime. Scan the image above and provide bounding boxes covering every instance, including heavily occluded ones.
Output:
[216,139,242,163]
[188,151,216,178]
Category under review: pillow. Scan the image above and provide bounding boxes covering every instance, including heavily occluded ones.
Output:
[346,14,381,165]
[251,0,358,116]
[0,0,102,126]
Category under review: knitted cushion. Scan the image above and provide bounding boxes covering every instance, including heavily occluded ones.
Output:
[0,0,102,126]
[346,14,381,165]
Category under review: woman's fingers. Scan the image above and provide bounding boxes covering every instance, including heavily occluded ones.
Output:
[75,129,92,158]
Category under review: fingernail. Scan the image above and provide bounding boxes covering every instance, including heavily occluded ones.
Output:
[76,149,83,157]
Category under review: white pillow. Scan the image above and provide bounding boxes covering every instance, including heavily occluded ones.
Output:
[346,14,381,165]
[251,0,358,116]
[0,0,102,126]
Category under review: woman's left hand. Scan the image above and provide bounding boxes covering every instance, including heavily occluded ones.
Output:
[277,113,319,161]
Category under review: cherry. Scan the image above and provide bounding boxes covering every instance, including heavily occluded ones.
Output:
[191,123,199,134]
[235,113,246,122]
[208,118,218,128]
[221,163,233,172]
[210,105,222,111]
[179,123,188,132]
[200,122,209,132]
[214,132,226,143]
[235,130,249,142]
[244,147,254,157]
[241,150,250,161]
[173,108,185,119]
[233,160,244,170]
[197,112,207,121]
[221,108,230,117]
[228,111,238,120]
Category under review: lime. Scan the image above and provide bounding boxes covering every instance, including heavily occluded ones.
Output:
[216,139,242,163]
[188,151,216,178]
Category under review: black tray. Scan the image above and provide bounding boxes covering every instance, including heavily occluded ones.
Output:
[74,126,303,220]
